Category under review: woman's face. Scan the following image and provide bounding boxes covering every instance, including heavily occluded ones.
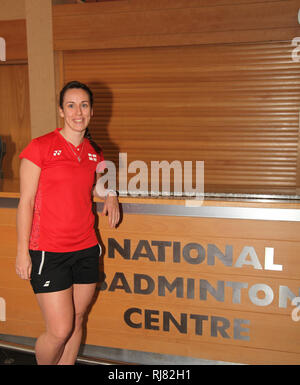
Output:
[59,88,93,134]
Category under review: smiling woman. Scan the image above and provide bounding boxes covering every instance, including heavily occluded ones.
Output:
[59,81,94,142]
[15,81,120,365]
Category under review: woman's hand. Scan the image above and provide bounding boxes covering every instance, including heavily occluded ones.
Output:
[101,194,120,228]
[15,252,32,280]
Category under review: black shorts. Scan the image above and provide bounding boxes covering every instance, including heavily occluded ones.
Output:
[29,244,101,294]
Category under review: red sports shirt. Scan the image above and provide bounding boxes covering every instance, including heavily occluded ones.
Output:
[19,128,104,252]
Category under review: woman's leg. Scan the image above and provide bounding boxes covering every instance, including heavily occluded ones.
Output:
[57,283,97,365]
[35,287,74,365]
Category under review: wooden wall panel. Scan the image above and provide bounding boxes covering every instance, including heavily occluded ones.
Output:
[0,19,27,61]
[25,0,57,139]
[87,210,300,364]
[0,64,31,179]
[0,0,25,21]
[2,201,300,364]
[63,40,300,193]
[53,0,300,50]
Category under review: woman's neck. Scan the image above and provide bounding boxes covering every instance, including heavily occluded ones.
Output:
[60,127,85,147]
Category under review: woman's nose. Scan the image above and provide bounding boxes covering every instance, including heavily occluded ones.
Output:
[75,105,82,115]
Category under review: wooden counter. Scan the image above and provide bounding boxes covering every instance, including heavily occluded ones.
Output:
[1,180,300,364]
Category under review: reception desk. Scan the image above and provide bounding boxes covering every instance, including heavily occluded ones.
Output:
[1,179,300,364]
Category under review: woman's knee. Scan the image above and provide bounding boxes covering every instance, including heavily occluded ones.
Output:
[74,310,86,330]
[48,321,73,343]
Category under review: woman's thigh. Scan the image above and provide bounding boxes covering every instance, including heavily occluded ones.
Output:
[73,283,97,316]
[35,284,96,334]
[36,287,74,338]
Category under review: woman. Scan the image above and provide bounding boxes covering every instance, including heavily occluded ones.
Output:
[15,81,119,365]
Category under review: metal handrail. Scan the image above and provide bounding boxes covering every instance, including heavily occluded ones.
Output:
[0,339,134,365]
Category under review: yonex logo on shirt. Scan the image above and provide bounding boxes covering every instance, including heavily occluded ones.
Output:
[88,153,97,161]
[53,150,62,156]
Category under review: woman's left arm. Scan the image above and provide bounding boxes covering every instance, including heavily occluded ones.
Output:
[102,194,120,228]
[93,174,120,228]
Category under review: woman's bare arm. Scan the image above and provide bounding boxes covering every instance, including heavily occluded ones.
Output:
[16,159,41,280]
[92,174,120,228]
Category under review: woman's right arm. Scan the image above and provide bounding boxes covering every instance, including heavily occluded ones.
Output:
[16,158,41,280]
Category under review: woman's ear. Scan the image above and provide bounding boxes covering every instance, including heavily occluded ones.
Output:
[59,107,64,119]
